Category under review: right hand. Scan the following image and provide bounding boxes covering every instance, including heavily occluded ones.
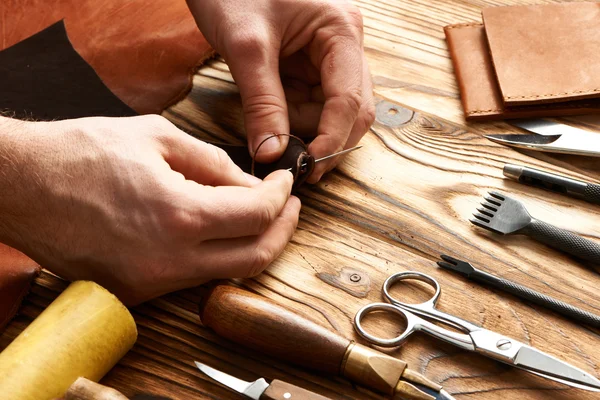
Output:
[0,115,300,304]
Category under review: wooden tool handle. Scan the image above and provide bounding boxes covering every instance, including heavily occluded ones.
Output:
[198,285,350,375]
[65,377,129,400]
[262,380,330,400]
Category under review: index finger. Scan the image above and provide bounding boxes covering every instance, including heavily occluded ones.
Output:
[308,32,364,180]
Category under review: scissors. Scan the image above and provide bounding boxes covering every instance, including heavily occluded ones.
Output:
[354,271,600,392]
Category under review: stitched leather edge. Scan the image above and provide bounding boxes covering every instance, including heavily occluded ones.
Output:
[444,22,483,30]
[505,90,600,100]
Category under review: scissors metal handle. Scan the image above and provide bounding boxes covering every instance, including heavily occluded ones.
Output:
[382,272,480,332]
[354,272,477,350]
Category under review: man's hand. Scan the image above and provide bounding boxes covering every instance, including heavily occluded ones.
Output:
[187,0,375,182]
[0,115,300,304]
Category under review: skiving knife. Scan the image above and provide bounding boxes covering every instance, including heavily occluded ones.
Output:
[485,119,600,157]
[195,361,330,400]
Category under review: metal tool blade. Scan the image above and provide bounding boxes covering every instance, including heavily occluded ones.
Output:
[511,119,591,137]
[513,346,600,391]
[412,382,457,400]
[195,361,270,400]
[485,133,600,157]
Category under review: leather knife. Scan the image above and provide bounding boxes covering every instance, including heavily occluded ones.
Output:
[485,119,600,157]
[195,361,330,400]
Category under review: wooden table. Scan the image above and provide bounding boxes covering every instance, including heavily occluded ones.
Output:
[2,1,599,399]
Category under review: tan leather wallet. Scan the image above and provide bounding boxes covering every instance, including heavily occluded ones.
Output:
[445,3,600,120]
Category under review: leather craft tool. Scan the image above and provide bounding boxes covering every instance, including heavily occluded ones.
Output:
[503,164,600,205]
[64,377,171,400]
[0,281,137,399]
[470,191,600,264]
[198,285,454,400]
[195,361,330,400]
[485,119,600,157]
[354,271,600,391]
[65,377,129,400]
[437,255,600,328]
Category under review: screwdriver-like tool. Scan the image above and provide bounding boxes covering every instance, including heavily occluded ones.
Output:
[198,285,454,400]
[195,361,330,400]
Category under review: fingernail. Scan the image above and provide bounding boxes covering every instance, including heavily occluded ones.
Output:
[245,173,262,186]
[253,135,282,158]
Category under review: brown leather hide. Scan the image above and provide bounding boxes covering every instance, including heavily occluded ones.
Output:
[0,0,213,114]
[0,244,41,331]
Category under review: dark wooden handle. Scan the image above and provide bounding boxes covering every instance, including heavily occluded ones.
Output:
[198,285,350,375]
[262,380,330,400]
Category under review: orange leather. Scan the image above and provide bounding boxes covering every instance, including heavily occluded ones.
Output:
[0,0,213,114]
[444,23,600,121]
[483,3,600,107]
[0,244,41,331]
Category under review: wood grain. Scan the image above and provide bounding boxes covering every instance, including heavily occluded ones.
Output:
[3,1,600,399]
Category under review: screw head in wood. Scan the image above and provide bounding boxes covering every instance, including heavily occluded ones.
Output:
[350,274,361,282]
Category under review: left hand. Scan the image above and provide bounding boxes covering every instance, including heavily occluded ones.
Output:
[187,0,375,182]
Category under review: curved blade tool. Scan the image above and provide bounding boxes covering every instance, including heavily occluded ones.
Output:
[485,119,600,157]
[195,361,269,400]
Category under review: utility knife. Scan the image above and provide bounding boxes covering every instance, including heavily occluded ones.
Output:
[195,361,330,400]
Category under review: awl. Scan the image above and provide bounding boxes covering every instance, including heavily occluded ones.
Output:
[195,361,329,400]
[198,285,454,400]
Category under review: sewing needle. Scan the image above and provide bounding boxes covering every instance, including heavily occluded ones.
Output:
[286,145,362,171]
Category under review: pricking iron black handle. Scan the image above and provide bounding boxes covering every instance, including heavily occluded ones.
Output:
[524,220,600,264]
[584,183,600,205]
[473,271,600,328]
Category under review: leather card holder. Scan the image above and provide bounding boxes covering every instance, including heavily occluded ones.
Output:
[482,2,600,106]
[444,23,600,121]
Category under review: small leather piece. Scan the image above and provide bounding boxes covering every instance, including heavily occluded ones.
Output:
[0,244,41,331]
[0,0,214,114]
[444,23,600,121]
[482,2,600,106]
[254,139,315,187]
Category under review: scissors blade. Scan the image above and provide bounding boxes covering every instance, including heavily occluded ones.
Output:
[513,346,600,391]
[470,330,600,391]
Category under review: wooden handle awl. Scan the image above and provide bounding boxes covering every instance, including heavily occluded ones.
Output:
[198,285,444,399]
[198,285,350,375]
[65,377,129,400]
[262,380,330,400]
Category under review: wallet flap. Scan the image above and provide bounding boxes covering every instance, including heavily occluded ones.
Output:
[483,2,600,106]
[444,23,504,119]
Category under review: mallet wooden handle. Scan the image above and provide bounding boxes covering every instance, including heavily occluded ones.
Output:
[199,285,349,375]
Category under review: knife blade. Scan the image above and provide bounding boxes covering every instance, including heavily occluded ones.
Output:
[485,119,600,157]
[195,361,330,400]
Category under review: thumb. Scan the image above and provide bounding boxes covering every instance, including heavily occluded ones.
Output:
[225,34,289,162]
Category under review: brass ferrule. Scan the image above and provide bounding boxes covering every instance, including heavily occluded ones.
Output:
[340,342,407,395]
